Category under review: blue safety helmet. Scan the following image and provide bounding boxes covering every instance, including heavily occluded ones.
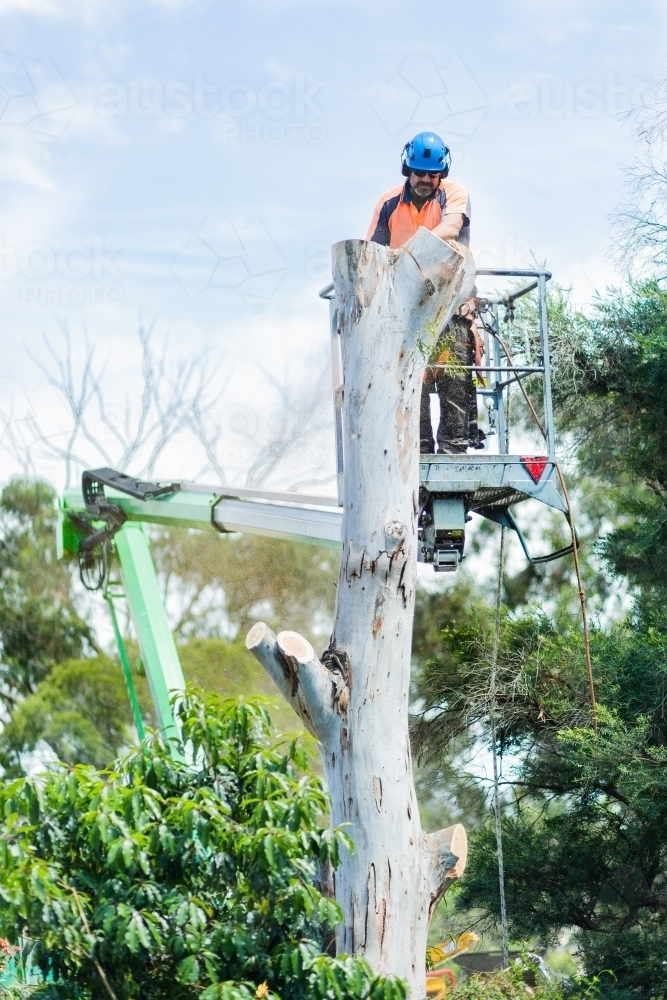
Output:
[401,131,451,177]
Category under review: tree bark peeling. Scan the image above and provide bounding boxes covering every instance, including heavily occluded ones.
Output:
[247,229,476,996]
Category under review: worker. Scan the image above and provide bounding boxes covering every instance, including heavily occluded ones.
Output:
[366,131,484,454]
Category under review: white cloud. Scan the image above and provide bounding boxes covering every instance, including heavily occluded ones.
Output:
[0,136,56,188]
[0,0,92,15]
[0,0,191,17]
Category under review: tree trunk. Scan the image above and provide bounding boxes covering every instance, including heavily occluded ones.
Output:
[246,229,476,997]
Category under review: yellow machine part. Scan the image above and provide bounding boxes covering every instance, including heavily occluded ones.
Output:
[426,970,456,996]
[427,931,479,967]
[425,931,480,995]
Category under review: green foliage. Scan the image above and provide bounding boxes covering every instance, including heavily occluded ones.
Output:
[0,477,323,776]
[0,631,309,780]
[505,280,591,424]
[413,599,667,996]
[450,962,602,999]
[411,581,492,832]
[562,282,667,485]
[412,283,667,997]
[0,658,138,777]
[551,280,667,593]
[0,479,136,780]
[0,480,93,705]
[412,608,595,764]
[485,283,621,618]
[450,964,552,999]
[0,693,405,1000]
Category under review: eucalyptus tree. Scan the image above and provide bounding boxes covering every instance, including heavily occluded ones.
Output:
[248,230,475,995]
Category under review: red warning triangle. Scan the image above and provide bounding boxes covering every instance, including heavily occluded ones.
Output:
[521,456,548,483]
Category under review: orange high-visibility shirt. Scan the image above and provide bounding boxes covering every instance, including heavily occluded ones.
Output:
[366,179,471,249]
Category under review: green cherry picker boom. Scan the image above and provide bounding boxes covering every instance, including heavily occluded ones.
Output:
[58,265,573,737]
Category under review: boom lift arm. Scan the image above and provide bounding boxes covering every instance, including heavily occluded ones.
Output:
[58,469,344,736]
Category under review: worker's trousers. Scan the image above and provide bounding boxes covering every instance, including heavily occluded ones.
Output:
[419,318,479,455]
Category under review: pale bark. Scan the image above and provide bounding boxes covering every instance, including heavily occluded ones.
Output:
[247,228,476,996]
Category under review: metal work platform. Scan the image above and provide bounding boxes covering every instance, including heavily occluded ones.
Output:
[319,265,569,571]
[419,455,566,516]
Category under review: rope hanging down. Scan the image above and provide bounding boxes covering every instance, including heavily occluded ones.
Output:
[485,313,599,967]
[490,525,510,970]
[489,327,598,734]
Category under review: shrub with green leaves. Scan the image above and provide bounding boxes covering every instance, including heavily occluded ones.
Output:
[0,693,405,1000]
[449,961,602,999]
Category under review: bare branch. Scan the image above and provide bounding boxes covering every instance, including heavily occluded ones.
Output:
[2,322,226,487]
[245,357,334,490]
[3,318,336,504]
[611,75,667,276]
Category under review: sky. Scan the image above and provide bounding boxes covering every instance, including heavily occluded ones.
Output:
[0,0,665,489]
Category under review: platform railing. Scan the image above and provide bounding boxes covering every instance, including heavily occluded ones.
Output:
[319,265,554,499]
[475,267,554,459]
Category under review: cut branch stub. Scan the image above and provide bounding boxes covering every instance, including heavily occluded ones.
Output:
[424,824,468,919]
[246,622,337,739]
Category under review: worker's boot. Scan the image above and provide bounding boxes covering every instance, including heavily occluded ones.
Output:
[471,428,486,449]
